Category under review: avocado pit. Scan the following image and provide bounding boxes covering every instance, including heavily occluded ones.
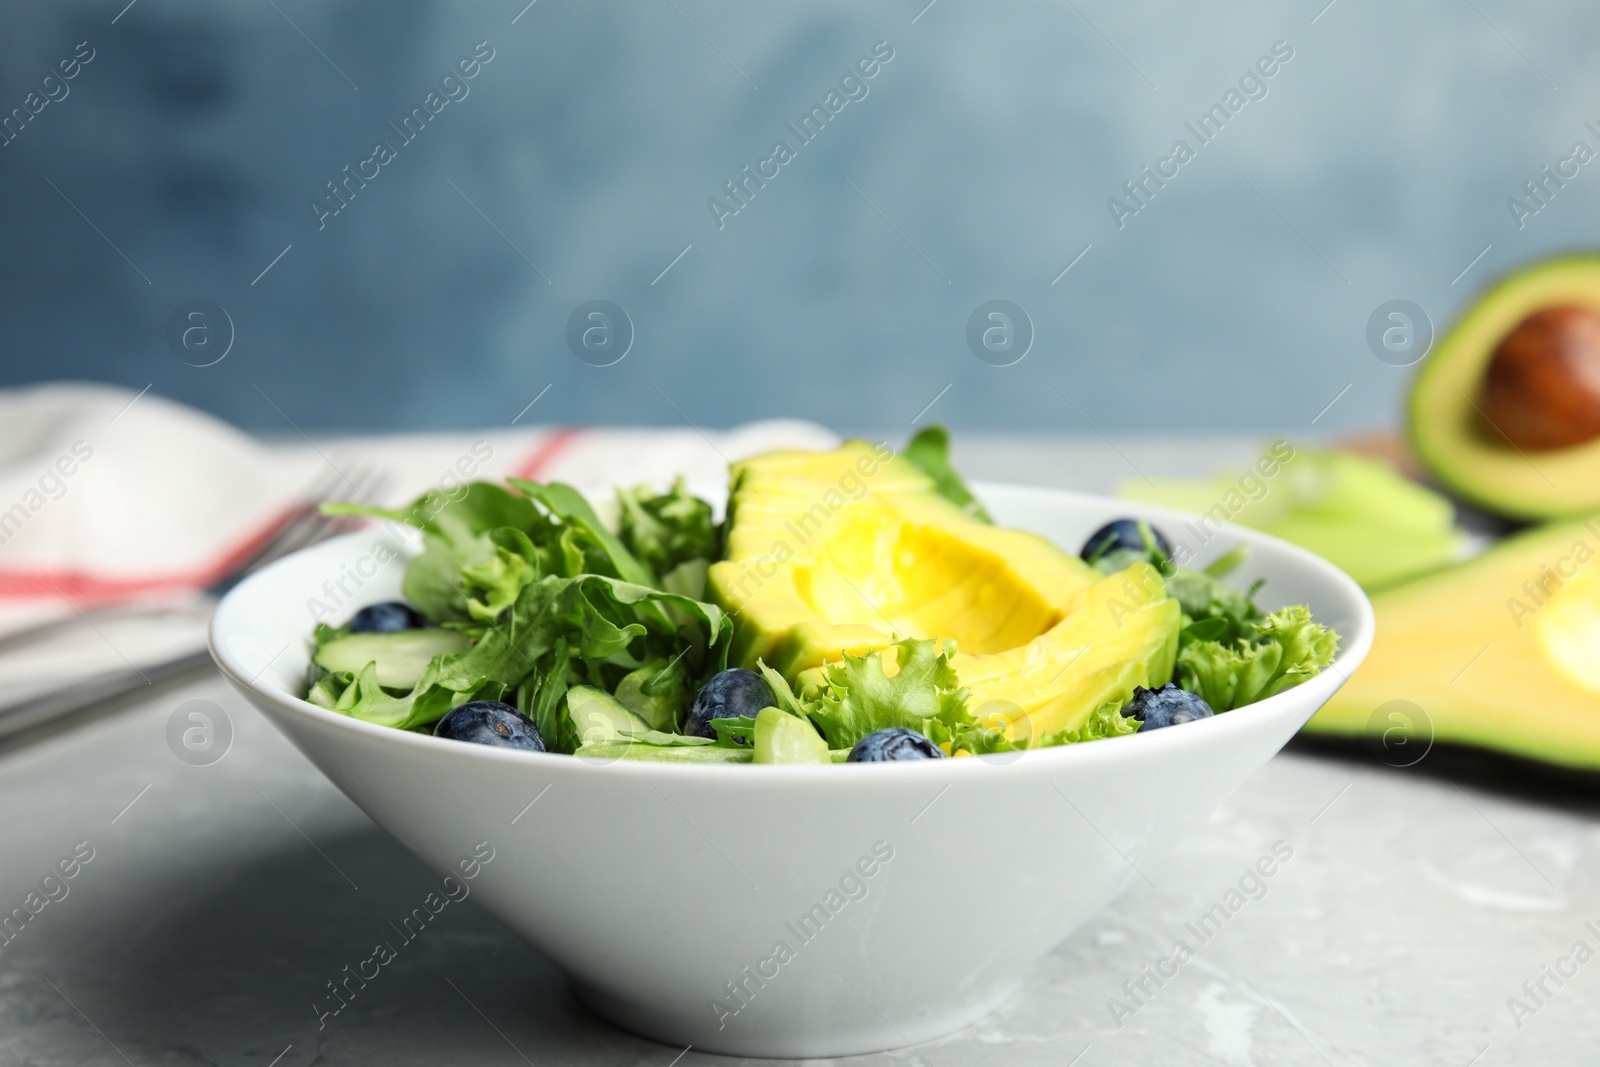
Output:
[1480,304,1600,449]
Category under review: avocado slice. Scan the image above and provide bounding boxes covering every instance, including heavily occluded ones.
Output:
[1303,512,1600,770]
[709,440,1099,676]
[1411,254,1600,519]
[708,440,1181,745]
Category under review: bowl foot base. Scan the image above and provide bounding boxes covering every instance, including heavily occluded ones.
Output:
[570,978,1018,1059]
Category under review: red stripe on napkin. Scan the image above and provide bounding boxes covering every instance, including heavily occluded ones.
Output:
[0,500,303,604]
[510,427,583,480]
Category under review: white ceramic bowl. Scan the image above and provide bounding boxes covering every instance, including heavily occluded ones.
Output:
[210,482,1373,1059]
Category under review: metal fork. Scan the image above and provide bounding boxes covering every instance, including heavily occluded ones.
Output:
[0,464,389,656]
[0,461,392,745]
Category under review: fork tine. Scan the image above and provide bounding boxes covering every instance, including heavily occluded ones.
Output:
[262,465,392,555]
[202,464,352,594]
[210,462,391,595]
[221,463,351,560]
[0,461,396,656]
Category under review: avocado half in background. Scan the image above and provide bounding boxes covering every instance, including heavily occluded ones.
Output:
[1410,254,1600,519]
[1306,512,1600,772]
[1306,254,1600,773]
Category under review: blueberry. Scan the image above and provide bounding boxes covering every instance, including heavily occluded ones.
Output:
[847,727,945,762]
[1127,684,1214,730]
[433,700,546,751]
[349,601,426,633]
[1080,519,1172,564]
[686,669,776,740]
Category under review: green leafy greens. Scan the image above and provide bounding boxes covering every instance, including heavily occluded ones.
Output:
[903,425,992,523]
[804,637,974,750]
[1091,535,1338,712]
[1175,605,1340,712]
[308,431,1342,765]
[311,479,727,745]
[615,477,718,578]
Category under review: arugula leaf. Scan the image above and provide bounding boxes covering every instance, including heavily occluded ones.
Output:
[315,471,736,749]
[507,479,654,586]
[614,653,691,732]
[306,669,352,711]
[1174,605,1339,711]
[519,637,576,749]
[902,426,992,523]
[616,728,718,747]
[1203,543,1250,578]
[314,573,731,745]
[615,477,718,577]
[460,527,543,622]
[659,558,709,600]
[709,716,759,748]
[317,661,465,731]
[324,483,546,622]
[806,637,972,750]
[446,574,727,689]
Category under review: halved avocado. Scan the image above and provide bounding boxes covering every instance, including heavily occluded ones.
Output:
[1411,254,1600,519]
[708,442,1180,744]
[1303,512,1600,770]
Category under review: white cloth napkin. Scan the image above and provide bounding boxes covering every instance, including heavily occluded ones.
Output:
[0,382,837,688]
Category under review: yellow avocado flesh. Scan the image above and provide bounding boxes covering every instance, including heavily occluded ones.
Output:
[958,562,1180,742]
[1304,514,1600,769]
[1411,255,1600,519]
[709,443,1180,743]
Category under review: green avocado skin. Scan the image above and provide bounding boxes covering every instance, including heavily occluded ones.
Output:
[1409,252,1600,520]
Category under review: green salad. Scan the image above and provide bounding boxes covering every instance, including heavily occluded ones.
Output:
[305,429,1339,764]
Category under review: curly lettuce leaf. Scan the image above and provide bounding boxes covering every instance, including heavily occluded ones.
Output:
[616,477,718,577]
[950,699,1140,754]
[1041,700,1141,745]
[806,637,972,750]
[901,426,991,523]
[1089,533,1338,712]
[1175,605,1338,711]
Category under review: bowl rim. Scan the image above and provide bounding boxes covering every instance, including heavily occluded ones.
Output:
[209,479,1375,780]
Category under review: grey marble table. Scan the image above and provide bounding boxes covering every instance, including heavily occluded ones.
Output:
[2,436,1597,1066]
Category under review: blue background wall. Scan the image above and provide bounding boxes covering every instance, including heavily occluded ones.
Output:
[1,0,1597,435]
